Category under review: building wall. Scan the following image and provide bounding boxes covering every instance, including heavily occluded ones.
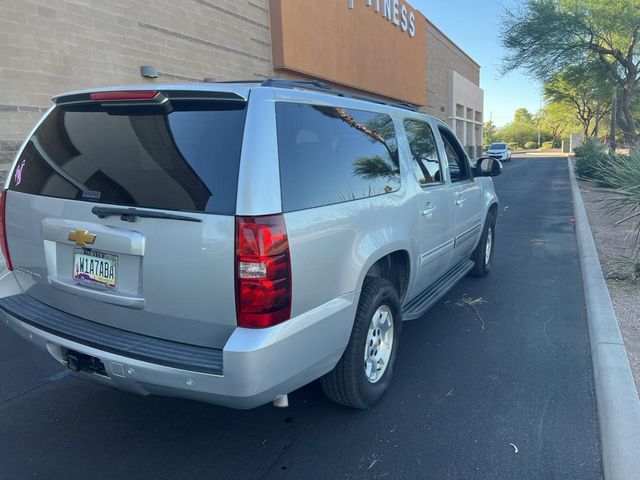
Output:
[423,18,480,119]
[422,17,483,158]
[0,0,276,177]
[0,0,482,177]
[449,70,484,158]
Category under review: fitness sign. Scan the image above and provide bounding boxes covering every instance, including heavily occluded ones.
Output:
[348,0,417,38]
[270,0,426,105]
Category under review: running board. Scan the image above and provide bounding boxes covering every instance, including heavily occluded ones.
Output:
[401,259,475,321]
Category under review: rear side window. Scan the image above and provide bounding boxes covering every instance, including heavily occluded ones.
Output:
[9,101,247,215]
[276,103,399,212]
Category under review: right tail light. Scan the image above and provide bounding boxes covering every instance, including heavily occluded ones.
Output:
[235,214,292,328]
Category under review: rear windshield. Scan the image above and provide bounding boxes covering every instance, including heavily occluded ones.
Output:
[9,100,247,215]
[489,143,507,149]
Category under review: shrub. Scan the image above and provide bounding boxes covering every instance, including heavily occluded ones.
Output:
[524,141,537,149]
[593,151,640,251]
[612,255,640,282]
[575,138,607,181]
[541,141,553,150]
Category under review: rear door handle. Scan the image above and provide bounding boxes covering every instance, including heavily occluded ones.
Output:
[421,202,436,218]
[455,198,466,206]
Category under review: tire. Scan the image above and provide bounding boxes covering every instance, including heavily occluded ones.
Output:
[320,278,401,409]
[469,211,496,277]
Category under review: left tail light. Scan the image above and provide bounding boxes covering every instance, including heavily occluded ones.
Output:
[235,214,292,328]
[0,190,13,271]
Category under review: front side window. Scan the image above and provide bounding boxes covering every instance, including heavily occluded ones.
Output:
[439,128,471,183]
[404,119,442,186]
[276,103,399,212]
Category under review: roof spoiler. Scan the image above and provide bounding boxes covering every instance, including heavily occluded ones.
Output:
[53,89,247,107]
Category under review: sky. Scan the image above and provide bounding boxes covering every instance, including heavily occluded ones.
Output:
[411,0,542,126]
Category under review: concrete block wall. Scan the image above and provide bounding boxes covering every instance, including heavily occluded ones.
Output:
[0,0,276,176]
[423,18,480,121]
[0,1,482,176]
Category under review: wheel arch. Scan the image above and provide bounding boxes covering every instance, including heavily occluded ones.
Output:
[361,249,411,304]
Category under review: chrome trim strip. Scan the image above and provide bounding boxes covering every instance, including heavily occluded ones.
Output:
[420,239,454,266]
[48,276,145,310]
[454,223,482,247]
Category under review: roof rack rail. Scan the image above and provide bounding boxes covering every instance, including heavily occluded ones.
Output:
[258,78,418,112]
[209,80,263,84]
[260,78,332,90]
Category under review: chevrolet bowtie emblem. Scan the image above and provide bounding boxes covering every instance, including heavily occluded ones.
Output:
[68,229,96,246]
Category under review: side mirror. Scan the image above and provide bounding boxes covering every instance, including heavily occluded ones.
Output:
[474,157,502,177]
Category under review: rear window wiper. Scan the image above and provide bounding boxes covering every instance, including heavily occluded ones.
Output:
[91,206,202,223]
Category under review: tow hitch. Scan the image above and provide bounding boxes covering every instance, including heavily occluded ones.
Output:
[63,349,107,376]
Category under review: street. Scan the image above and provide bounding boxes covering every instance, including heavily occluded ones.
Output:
[0,156,601,479]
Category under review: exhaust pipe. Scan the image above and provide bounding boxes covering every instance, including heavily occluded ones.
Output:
[273,394,289,408]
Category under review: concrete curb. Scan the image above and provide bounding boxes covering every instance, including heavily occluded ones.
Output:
[567,158,640,480]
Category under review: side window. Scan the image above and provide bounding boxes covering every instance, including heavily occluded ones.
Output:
[276,103,399,212]
[404,119,442,186]
[439,128,470,182]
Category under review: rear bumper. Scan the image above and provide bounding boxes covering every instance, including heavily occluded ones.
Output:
[0,278,357,409]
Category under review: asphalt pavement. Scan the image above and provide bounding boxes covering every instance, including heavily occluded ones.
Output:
[0,156,602,479]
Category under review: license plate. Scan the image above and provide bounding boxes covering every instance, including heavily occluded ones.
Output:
[73,249,117,289]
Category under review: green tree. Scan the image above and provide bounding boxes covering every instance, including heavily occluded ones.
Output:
[544,64,612,138]
[497,122,540,147]
[483,120,498,146]
[514,107,534,124]
[500,0,640,144]
[496,108,542,147]
[540,102,580,147]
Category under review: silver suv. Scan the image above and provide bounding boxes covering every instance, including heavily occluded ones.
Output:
[0,80,500,409]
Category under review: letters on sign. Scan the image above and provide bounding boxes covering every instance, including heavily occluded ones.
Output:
[349,0,417,37]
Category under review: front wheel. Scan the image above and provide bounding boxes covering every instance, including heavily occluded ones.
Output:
[320,278,401,409]
[469,211,496,277]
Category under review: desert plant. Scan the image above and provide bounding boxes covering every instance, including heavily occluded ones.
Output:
[574,138,607,181]
[611,255,640,283]
[594,151,640,250]
[524,141,537,149]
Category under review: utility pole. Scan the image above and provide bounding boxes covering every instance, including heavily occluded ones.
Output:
[610,89,617,151]
[537,96,542,148]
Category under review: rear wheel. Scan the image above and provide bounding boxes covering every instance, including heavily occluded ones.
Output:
[321,278,401,409]
[469,211,496,277]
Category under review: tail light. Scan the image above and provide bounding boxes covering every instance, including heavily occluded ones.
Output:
[0,190,13,271]
[235,215,291,328]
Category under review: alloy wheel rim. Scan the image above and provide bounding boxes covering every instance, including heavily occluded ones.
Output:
[485,227,493,266]
[363,305,394,384]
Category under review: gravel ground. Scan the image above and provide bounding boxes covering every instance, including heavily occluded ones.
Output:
[579,179,640,394]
